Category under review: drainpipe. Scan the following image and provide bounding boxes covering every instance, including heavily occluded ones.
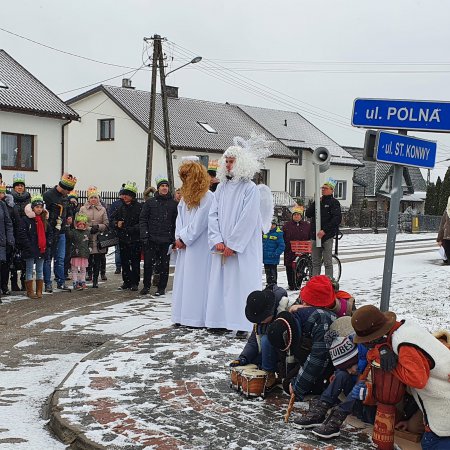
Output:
[284,159,292,192]
[61,119,72,175]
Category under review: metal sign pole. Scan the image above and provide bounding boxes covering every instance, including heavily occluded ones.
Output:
[380,130,407,311]
[314,163,322,248]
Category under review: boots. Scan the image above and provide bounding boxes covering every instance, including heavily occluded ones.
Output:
[264,371,281,392]
[92,276,99,288]
[35,280,44,299]
[294,398,331,429]
[25,280,38,299]
[10,273,21,292]
[311,407,348,439]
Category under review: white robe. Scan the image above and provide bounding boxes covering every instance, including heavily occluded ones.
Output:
[205,180,262,332]
[171,191,214,327]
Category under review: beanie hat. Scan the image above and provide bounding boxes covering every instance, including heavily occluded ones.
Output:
[155,176,169,190]
[351,305,397,344]
[31,194,44,207]
[12,173,26,187]
[87,186,99,199]
[291,206,304,216]
[68,190,78,200]
[322,178,337,190]
[300,275,335,308]
[207,160,219,176]
[245,290,276,323]
[325,330,359,370]
[74,212,89,224]
[59,173,77,191]
[122,181,138,198]
[267,311,300,352]
[0,183,6,194]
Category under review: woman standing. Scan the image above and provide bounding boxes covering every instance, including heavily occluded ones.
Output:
[172,158,213,327]
[79,187,109,288]
[437,195,450,264]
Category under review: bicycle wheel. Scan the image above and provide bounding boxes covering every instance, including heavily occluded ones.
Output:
[295,256,312,289]
[332,255,342,282]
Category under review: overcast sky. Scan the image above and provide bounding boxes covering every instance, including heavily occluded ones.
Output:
[2,0,450,181]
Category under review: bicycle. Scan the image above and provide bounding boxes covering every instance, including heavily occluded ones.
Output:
[291,232,342,290]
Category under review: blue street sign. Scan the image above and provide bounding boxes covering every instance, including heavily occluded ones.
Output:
[352,98,450,132]
[375,131,437,169]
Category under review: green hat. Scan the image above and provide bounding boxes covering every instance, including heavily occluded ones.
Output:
[13,173,26,187]
[155,176,169,190]
[122,181,138,198]
[31,194,44,207]
[74,212,89,224]
[322,178,337,190]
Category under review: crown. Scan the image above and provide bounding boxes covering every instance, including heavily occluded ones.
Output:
[74,212,89,223]
[123,181,138,194]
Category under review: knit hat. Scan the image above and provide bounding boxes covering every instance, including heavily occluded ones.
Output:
[74,212,89,224]
[31,194,44,207]
[0,183,6,194]
[300,275,335,308]
[325,330,359,370]
[12,173,26,187]
[291,206,304,216]
[322,178,337,190]
[68,190,78,200]
[351,305,397,344]
[87,186,99,199]
[245,290,276,323]
[207,160,219,176]
[267,311,300,352]
[59,173,77,191]
[122,181,138,198]
[155,176,169,190]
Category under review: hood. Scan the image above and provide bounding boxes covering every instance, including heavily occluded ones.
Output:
[3,193,15,208]
[24,203,48,219]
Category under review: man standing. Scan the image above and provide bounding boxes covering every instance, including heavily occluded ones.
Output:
[43,173,77,292]
[207,160,220,192]
[205,136,272,333]
[306,179,341,278]
[139,177,177,297]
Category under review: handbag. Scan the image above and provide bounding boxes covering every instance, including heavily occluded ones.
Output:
[97,229,119,249]
[437,245,446,260]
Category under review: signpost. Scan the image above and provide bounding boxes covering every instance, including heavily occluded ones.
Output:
[352,98,441,311]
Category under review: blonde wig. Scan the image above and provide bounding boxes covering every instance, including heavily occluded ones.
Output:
[179,161,210,209]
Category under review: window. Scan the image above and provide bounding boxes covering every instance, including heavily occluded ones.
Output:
[289,179,305,198]
[1,132,35,170]
[98,119,114,140]
[198,122,217,133]
[197,155,209,168]
[253,169,269,185]
[334,181,347,200]
[291,148,303,165]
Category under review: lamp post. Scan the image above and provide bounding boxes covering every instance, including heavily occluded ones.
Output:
[166,56,202,78]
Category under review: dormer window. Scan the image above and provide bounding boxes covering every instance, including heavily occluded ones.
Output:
[198,122,217,134]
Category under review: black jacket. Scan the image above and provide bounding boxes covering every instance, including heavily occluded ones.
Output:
[305,194,342,242]
[139,192,178,245]
[2,195,27,250]
[11,190,31,218]
[20,208,53,259]
[43,186,68,234]
[112,199,142,245]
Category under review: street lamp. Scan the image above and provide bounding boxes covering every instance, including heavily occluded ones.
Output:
[165,56,202,77]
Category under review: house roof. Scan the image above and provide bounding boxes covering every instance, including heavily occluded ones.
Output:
[68,85,294,158]
[0,50,79,120]
[236,104,362,167]
[344,146,427,196]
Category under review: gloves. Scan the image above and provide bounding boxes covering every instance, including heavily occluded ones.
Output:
[229,356,248,367]
[90,224,99,234]
[351,381,368,401]
[379,344,398,371]
[55,217,62,231]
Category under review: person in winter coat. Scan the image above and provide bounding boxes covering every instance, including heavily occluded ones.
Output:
[351,305,450,450]
[282,206,311,290]
[79,187,109,288]
[111,182,142,291]
[306,179,342,278]
[66,213,90,290]
[64,191,79,280]
[437,195,450,264]
[229,284,295,391]
[139,177,178,296]
[0,183,14,303]
[19,195,52,299]
[108,186,125,274]
[262,218,285,285]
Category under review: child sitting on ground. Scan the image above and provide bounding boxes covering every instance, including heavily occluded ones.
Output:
[66,213,90,290]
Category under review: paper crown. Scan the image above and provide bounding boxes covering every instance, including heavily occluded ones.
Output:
[31,194,44,206]
[59,173,77,191]
[68,190,78,199]
[291,205,304,215]
[13,173,26,186]
[0,182,6,193]
[155,176,169,188]
[207,160,219,172]
[87,186,99,199]
[323,177,337,190]
[74,212,89,224]
[123,181,138,194]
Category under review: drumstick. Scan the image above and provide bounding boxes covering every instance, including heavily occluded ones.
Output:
[284,393,296,423]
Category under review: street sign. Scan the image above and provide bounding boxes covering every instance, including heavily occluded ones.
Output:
[352,98,450,132]
[375,131,437,169]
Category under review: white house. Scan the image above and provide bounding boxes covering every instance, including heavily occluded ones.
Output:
[66,81,361,207]
[0,50,79,186]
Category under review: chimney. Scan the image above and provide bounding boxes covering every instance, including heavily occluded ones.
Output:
[122,78,134,89]
[165,85,179,98]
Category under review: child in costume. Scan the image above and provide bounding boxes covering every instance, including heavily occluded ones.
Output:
[66,213,90,290]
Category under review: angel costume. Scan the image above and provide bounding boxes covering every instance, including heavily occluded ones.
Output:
[205,135,273,332]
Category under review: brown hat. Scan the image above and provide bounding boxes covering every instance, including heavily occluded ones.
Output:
[351,305,396,344]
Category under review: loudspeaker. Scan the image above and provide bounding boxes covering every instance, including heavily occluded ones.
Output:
[312,147,331,173]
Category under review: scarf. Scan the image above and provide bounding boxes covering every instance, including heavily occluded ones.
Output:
[34,214,46,254]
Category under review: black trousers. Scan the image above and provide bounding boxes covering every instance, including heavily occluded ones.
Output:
[119,242,141,287]
[143,241,170,290]
[87,254,107,277]
[285,265,295,289]
[442,239,450,262]
[264,264,278,285]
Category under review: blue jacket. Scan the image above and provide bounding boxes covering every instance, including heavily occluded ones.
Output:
[262,226,285,265]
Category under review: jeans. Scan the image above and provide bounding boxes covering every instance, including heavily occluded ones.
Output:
[142,241,170,290]
[421,431,450,450]
[320,369,356,414]
[115,245,121,270]
[120,242,141,287]
[311,238,333,278]
[264,264,278,285]
[44,232,66,286]
[25,257,44,281]
[259,334,278,372]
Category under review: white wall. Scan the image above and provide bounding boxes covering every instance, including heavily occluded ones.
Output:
[0,110,65,186]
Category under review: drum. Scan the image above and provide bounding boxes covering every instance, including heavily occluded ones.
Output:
[229,364,257,391]
[240,368,268,398]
